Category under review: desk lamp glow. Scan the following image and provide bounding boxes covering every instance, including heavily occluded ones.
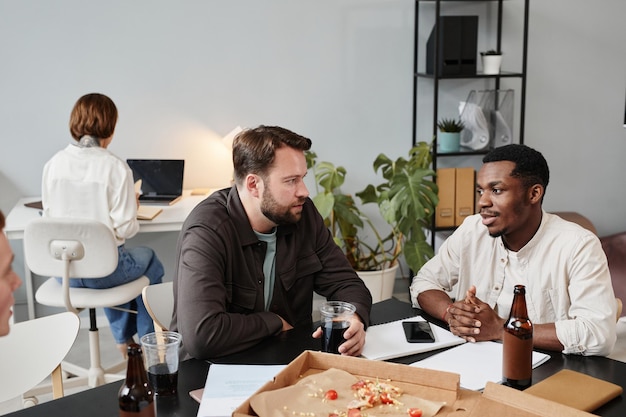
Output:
[191,126,242,195]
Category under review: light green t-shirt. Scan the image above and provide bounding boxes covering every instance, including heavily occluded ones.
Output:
[255,229,277,311]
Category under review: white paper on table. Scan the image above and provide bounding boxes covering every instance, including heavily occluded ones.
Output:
[411,341,550,391]
[361,317,466,361]
[196,364,286,417]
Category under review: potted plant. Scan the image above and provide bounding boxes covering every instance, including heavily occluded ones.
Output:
[437,118,465,153]
[306,141,439,302]
[480,49,503,75]
[356,141,439,276]
[305,154,392,272]
[306,152,397,302]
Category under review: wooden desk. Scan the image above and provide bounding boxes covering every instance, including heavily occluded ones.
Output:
[4,190,210,319]
[5,298,626,416]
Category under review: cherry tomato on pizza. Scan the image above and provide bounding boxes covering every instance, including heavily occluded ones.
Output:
[325,389,338,400]
[408,408,423,417]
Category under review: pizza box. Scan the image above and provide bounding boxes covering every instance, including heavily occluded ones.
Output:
[233,350,462,417]
[232,350,597,417]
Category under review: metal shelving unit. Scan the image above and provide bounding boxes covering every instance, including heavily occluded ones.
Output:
[411,0,529,246]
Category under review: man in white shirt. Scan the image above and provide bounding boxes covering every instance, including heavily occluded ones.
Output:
[410,144,616,356]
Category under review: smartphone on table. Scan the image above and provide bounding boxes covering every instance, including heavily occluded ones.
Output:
[402,321,435,343]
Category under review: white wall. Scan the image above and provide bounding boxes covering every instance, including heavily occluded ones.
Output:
[0,0,413,202]
[524,0,626,233]
[1,0,625,317]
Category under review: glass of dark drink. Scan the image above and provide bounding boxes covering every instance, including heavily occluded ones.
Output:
[319,301,356,354]
[140,331,182,396]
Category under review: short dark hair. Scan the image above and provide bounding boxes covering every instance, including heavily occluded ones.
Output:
[232,125,312,185]
[69,93,118,141]
[483,144,550,192]
[0,210,4,230]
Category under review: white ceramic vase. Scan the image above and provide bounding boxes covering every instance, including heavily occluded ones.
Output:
[482,54,503,75]
[357,264,399,303]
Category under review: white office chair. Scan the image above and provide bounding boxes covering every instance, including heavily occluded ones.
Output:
[0,312,80,411]
[141,281,174,332]
[23,217,150,388]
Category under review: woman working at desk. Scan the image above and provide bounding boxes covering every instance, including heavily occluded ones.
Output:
[41,93,164,357]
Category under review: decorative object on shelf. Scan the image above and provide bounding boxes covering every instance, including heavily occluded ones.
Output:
[426,15,478,76]
[437,118,465,153]
[306,141,438,280]
[459,89,514,150]
[480,50,503,75]
[493,89,515,148]
[459,94,490,151]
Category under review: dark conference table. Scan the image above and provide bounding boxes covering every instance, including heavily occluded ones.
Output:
[8,298,626,416]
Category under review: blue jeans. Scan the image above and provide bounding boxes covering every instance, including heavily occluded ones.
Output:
[65,245,164,344]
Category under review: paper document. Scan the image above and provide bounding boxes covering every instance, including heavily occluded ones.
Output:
[411,341,550,391]
[137,205,162,220]
[361,317,465,361]
[195,364,285,417]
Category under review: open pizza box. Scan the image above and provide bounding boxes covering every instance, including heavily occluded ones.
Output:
[232,350,596,417]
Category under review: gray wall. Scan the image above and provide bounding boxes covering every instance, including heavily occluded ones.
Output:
[2,1,625,318]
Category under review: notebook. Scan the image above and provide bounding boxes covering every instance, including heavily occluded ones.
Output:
[524,369,623,411]
[127,159,185,205]
[137,205,162,220]
[360,317,466,361]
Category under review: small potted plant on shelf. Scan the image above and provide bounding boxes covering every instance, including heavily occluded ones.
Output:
[306,142,438,302]
[480,49,503,75]
[437,118,465,153]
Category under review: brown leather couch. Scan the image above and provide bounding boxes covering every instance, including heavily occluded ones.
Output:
[601,232,626,317]
[554,212,626,317]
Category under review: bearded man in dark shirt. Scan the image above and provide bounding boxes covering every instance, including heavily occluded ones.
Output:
[171,125,372,360]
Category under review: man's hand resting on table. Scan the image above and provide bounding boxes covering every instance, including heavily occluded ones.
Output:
[311,315,366,356]
[446,285,505,343]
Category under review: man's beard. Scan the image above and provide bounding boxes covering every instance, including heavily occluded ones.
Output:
[260,187,304,225]
[489,229,505,238]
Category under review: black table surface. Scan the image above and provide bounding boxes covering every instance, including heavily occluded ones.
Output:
[8,298,626,416]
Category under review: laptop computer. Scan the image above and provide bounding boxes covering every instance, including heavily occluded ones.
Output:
[127,159,185,205]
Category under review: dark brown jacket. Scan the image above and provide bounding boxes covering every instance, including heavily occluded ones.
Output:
[171,186,372,360]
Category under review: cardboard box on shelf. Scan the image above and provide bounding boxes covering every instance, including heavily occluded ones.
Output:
[436,168,456,228]
[233,350,596,417]
[455,167,476,226]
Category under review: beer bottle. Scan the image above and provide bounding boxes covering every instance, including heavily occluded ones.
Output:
[118,343,156,417]
[502,284,533,390]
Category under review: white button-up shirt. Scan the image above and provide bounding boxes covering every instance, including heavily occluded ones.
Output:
[42,143,139,246]
[410,211,617,356]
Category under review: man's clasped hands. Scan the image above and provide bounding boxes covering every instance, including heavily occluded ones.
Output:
[446,285,507,343]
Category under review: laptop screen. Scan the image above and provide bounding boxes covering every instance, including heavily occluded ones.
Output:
[126,159,184,198]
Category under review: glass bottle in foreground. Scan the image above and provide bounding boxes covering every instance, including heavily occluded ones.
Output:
[502,284,533,390]
[118,343,155,417]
